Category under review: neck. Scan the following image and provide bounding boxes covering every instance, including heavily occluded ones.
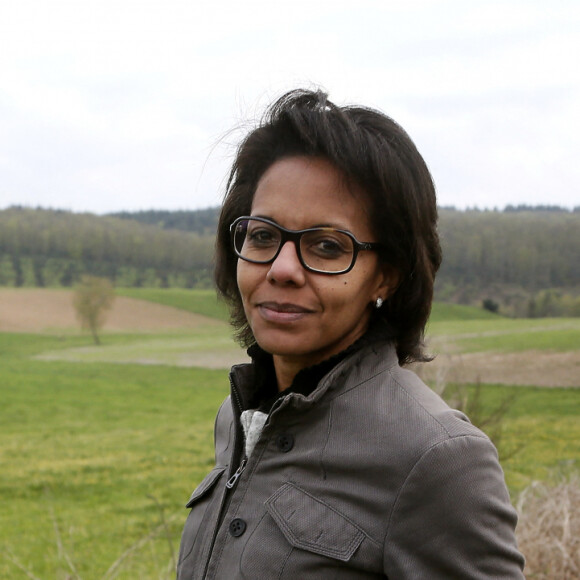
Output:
[272,355,309,392]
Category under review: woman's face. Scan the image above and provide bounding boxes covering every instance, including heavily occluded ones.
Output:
[236,156,393,376]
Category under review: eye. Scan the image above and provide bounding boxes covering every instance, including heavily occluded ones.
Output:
[316,238,344,256]
[246,224,280,247]
[305,231,352,259]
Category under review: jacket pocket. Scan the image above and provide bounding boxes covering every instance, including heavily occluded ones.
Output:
[178,466,227,574]
[185,466,226,508]
[264,481,365,562]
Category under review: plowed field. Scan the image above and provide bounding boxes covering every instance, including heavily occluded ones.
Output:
[0,289,221,332]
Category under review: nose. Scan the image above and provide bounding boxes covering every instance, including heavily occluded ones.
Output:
[266,241,306,285]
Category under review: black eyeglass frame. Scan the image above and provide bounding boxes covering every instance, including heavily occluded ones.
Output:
[230,216,382,275]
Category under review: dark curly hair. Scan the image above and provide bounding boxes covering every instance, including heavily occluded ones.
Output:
[215,89,442,365]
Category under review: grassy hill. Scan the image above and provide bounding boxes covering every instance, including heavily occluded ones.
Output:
[116,287,230,321]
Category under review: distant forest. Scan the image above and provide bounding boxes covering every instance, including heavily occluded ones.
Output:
[1,205,579,317]
[0,207,214,289]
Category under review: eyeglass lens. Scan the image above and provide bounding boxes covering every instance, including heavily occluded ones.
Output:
[233,218,356,273]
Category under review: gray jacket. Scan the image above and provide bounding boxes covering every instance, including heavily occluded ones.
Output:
[177,341,525,579]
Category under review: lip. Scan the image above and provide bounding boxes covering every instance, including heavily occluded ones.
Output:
[257,301,314,323]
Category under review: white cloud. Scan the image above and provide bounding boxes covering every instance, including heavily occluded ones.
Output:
[0,0,579,212]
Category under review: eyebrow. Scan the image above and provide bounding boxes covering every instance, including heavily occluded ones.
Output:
[250,215,353,232]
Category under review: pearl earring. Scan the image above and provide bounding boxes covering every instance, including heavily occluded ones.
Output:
[375,297,383,309]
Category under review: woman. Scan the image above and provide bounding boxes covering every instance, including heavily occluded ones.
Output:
[177,89,525,579]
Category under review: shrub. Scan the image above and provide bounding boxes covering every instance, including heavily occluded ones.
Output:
[73,275,115,345]
[482,298,499,313]
[516,472,580,579]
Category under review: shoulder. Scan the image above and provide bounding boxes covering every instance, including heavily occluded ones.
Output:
[383,431,524,578]
[388,362,483,440]
[328,341,486,455]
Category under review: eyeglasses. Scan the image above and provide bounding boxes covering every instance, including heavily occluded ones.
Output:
[230,216,381,275]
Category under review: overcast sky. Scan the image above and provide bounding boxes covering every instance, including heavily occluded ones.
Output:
[0,0,578,214]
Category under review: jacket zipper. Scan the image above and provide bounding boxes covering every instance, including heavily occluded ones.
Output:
[226,458,247,489]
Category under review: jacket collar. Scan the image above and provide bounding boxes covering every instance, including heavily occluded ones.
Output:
[229,321,397,415]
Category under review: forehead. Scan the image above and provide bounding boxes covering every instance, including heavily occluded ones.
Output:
[251,156,373,237]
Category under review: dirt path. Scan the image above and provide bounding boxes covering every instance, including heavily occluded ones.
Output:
[413,350,580,388]
[0,289,222,332]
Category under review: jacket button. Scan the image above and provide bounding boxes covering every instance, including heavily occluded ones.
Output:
[229,518,247,537]
[275,433,294,452]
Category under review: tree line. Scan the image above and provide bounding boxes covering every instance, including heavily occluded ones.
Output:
[109,208,219,235]
[1,205,578,316]
[0,207,214,288]
[435,208,580,316]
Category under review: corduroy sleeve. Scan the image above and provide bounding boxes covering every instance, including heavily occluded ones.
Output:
[383,434,526,579]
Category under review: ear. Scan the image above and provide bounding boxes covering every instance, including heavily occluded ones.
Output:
[374,264,400,302]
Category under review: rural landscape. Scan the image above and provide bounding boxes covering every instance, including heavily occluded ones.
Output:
[1,206,579,578]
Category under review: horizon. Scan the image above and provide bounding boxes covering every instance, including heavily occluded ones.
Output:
[1,202,579,216]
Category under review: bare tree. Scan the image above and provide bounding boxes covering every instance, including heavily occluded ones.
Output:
[73,276,115,345]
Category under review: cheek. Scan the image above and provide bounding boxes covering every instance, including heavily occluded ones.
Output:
[236,261,261,306]
[318,280,365,311]
[329,270,377,310]
[236,261,249,302]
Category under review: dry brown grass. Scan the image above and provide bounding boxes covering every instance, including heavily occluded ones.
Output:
[517,474,580,579]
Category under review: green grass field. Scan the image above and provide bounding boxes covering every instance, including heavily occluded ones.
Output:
[1,334,229,579]
[1,290,578,578]
[427,316,580,353]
